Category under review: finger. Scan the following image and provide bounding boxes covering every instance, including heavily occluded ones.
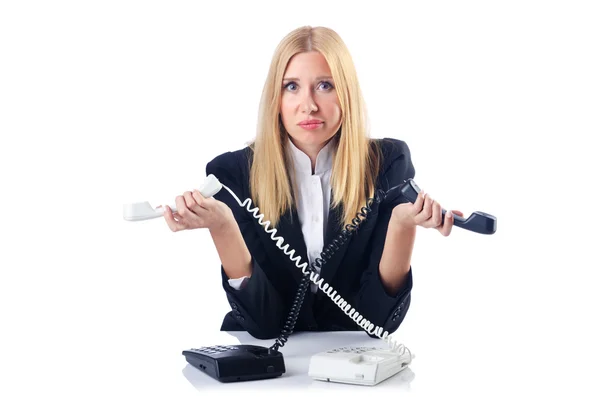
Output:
[192,189,211,211]
[425,200,443,228]
[450,210,464,218]
[438,208,454,236]
[163,204,186,232]
[172,211,184,222]
[422,202,441,228]
[183,191,196,210]
[412,190,426,214]
[414,193,433,224]
[156,204,178,217]
[156,204,173,217]
[184,190,208,217]
[175,195,190,218]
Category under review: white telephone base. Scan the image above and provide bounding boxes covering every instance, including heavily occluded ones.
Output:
[308,346,412,386]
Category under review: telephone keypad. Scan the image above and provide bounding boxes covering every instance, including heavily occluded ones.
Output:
[190,345,240,356]
[327,346,379,354]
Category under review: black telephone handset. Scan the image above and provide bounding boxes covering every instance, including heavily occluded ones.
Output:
[182,345,285,382]
[387,179,497,235]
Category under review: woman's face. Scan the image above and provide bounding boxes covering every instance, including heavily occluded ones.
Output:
[280,51,342,152]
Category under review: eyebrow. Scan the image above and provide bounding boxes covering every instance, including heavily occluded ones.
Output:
[282,76,333,82]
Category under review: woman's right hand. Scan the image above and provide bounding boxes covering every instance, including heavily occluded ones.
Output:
[160,189,233,232]
[392,190,463,237]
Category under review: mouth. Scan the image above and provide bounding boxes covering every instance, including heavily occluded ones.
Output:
[298,122,323,130]
[298,119,324,126]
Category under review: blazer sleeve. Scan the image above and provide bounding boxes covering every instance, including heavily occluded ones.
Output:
[206,154,286,339]
[354,139,416,338]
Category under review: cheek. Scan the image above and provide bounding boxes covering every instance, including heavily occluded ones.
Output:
[280,99,294,119]
[325,102,342,121]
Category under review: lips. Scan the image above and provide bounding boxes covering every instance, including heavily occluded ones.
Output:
[298,120,324,126]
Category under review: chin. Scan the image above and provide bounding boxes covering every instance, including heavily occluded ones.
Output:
[292,129,335,143]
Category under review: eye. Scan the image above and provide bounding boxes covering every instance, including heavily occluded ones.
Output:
[318,81,334,90]
[283,80,334,92]
[283,82,297,91]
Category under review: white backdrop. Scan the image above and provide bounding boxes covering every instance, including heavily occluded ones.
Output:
[1,1,599,396]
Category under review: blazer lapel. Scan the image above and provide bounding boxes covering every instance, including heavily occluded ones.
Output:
[319,192,382,286]
[271,192,381,288]
[272,206,309,285]
[269,195,351,287]
[318,194,353,284]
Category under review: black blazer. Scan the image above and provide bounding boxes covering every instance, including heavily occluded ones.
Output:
[206,138,416,340]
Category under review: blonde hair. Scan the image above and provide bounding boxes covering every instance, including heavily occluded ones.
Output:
[247,26,382,230]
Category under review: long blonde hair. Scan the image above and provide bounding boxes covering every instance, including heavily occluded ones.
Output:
[247,26,382,230]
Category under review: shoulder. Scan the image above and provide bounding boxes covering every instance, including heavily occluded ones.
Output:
[376,137,410,159]
[371,137,412,171]
[205,146,254,207]
[370,137,415,188]
[205,146,253,180]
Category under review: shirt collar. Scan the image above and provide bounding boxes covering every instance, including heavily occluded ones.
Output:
[286,135,335,176]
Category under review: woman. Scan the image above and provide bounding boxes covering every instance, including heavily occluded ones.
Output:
[162,26,463,339]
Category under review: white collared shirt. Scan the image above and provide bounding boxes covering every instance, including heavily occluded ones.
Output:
[228,135,335,293]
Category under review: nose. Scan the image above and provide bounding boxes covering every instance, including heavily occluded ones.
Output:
[301,90,318,114]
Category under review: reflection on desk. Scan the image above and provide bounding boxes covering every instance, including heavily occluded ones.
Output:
[181,331,415,391]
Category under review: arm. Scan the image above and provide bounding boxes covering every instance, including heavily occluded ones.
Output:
[354,139,416,337]
[378,220,416,295]
[354,206,414,338]
[209,215,252,280]
[206,156,286,339]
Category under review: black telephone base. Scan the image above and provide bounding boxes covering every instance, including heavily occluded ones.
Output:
[182,344,285,383]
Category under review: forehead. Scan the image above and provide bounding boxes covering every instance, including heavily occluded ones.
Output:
[283,51,332,78]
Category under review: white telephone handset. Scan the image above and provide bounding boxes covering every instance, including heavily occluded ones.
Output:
[308,346,412,386]
[122,175,222,221]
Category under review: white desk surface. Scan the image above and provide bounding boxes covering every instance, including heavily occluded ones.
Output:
[181,331,415,392]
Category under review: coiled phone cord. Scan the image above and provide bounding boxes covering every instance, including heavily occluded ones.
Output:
[221,184,411,360]
[270,272,312,352]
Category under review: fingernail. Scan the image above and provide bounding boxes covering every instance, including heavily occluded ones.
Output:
[446,210,452,218]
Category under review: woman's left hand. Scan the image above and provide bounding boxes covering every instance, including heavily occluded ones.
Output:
[392,190,464,236]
